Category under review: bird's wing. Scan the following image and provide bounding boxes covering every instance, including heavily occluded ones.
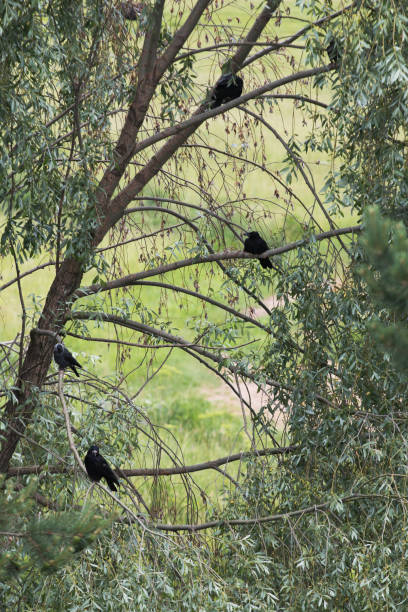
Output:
[100,457,119,482]
[65,350,81,367]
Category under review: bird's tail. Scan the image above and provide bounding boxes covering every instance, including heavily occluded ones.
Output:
[260,258,273,269]
[107,479,118,492]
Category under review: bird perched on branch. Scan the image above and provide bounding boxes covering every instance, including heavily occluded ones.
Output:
[53,343,82,377]
[244,231,273,269]
[326,37,340,66]
[84,445,120,492]
[211,72,243,108]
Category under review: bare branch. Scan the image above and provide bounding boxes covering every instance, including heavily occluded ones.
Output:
[230,0,283,73]
[241,106,346,251]
[174,41,305,63]
[65,331,258,351]
[107,204,273,316]
[261,94,328,109]
[130,195,244,238]
[0,261,55,294]
[181,143,326,231]
[123,280,270,333]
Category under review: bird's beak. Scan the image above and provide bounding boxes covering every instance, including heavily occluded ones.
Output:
[92,450,98,455]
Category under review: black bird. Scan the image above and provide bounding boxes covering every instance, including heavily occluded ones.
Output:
[211,73,243,109]
[84,445,120,492]
[244,231,273,269]
[53,343,82,377]
[326,38,340,66]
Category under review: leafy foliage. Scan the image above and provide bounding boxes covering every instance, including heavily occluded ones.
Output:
[2,0,408,609]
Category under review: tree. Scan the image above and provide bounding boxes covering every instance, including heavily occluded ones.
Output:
[2,0,407,608]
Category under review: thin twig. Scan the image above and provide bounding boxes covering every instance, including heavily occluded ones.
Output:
[0,261,55,293]
[58,370,87,473]
[234,372,255,451]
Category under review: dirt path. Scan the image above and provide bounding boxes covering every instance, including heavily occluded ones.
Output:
[243,294,286,320]
[202,378,287,428]
[201,294,288,429]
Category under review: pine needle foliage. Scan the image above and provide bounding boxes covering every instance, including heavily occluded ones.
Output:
[359,206,408,375]
[0,481,111,578]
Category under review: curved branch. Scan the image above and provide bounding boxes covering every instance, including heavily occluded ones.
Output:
[93,65,332,245]
[174,41,305,63]
[65,310,337,408]
[140,493,403,532]
[77,225,361,298]
[65,330,259,352]
[261,94,328,109]
[0,261,55,293]
[95,219,189,255]
[58,373,156,528]
[58,371,87,474]
[129,195,244,239]
[124,280,270,332]
[181,143,326,231]
[241,106,342,241]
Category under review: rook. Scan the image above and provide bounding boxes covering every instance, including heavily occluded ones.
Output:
[326,38,340,66]
[244,231,273,269]
[84,445,120,492]
[54,343,82,377]
[211,73,243,109]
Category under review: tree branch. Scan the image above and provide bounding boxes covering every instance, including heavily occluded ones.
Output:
[180,143,326,231]
[77,226,361,298]
[121,280,270,333]
[230,0,283,73]
[242,3,354,69]
[137,493,405,532]
[5,446,297,477]
[120,65,333,176]
[97,0,211,214]
[241,106,346,251]
[122,204,274,315]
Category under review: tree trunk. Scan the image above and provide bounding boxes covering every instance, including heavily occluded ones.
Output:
[0,258,83,471]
